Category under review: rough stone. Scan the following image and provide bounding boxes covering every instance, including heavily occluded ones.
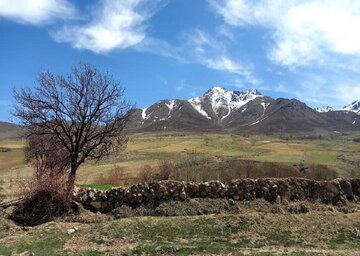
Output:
[326,182,339,195]
[179,191,187,200]
[67,228,76,234]
[233,195,240,200]
[275,195,281,204]
[77,178,360,213]
[90,201,102,209]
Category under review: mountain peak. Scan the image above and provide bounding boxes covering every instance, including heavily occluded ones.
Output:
[189,86,264,120]
[135,86,360,133]
[204,86,262,97]
[238,88,262,96]
[344,100,360,112]
[315,106,334,113]
[206,86,227,93]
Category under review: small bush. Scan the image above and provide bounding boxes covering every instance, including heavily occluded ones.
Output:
[138,165,155,183]
[96,165,126,185]
[10,170,72,226]
[136,159,338,184]
[138,161,180,183]
[305,164,338,180]
[353,138,360,143]
[155,160,176,181]
[10,190,69,226]
[173,160,303,182]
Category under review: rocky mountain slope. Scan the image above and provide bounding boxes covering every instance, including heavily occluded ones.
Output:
[343,100,360,114]
[1,87,357,135]
[129,86,360,133]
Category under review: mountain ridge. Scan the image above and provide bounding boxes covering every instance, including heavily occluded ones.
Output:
[129,86,360,133]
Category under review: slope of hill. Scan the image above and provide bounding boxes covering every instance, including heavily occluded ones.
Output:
[0,121,23,139]
[344,100,360,114]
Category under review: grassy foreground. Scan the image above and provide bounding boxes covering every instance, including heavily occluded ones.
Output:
[1,203,360,255]
[1,132,360,255]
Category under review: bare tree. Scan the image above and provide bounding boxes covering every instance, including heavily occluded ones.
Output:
[24,133,69,178]
[13,63,132,195]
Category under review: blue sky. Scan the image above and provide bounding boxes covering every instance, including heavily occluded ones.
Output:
[1,0,360,122]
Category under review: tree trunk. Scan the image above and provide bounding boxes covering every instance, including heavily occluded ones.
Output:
[66,166,77,202]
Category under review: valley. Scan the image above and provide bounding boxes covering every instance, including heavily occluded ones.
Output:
[1,131,360,201]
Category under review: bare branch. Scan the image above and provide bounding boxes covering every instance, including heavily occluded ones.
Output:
[13,63,133,191]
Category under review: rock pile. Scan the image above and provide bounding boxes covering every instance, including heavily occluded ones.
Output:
[77,178,360,213]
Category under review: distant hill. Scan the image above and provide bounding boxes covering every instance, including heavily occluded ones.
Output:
[0,121,24,139]
[128,86,360,133]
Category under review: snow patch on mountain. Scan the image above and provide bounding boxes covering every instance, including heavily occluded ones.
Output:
[250,120,260,126]
[261,102,270,115]
[315,106,334,113]
[315,101,360,114]
[207,87,262,115]
[165,100,176,115]
[344,100,360,114]
[142,108,148,119]
[188,86,263,120]
[188,97,212,120]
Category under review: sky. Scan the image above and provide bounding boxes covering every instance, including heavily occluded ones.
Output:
[1,0,360,122]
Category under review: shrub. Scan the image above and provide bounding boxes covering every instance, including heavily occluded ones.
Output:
[10,170,73,226]
[138,161,180,183]
[353,138,360,143]
[138,165,155,183]
[154,160,177,181]
[95,165,126,185]
[304,164,338,180]
[172,160,303,182]
[10,190,69,226]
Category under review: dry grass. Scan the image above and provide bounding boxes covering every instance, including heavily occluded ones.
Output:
[94,165,140,186]
[1,132,360,191]
[2,200,360,255]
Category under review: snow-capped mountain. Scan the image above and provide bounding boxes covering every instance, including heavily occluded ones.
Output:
[314,106,334,113]
[315,100,360,114]
[343,100,360,114]
[188,87,263,121]
[128,87,360,133]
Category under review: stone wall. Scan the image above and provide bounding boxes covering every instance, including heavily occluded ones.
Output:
[77,178,360,212]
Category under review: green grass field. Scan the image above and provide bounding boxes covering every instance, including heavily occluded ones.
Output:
[1,132,360,255]
[0,133,360,184]
[0,132,360,188]
[80,132,360,183]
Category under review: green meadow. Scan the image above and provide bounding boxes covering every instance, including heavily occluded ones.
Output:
[0,132,359,187]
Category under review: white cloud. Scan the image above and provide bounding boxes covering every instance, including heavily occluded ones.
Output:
[209,0,360,67]
[216,25,235,41]
[137,29,259,85]
[53,0,164,53]
[0,0,76,25]
[135,37,184,61]
[182,29,258,84]
[330,84,360,106]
